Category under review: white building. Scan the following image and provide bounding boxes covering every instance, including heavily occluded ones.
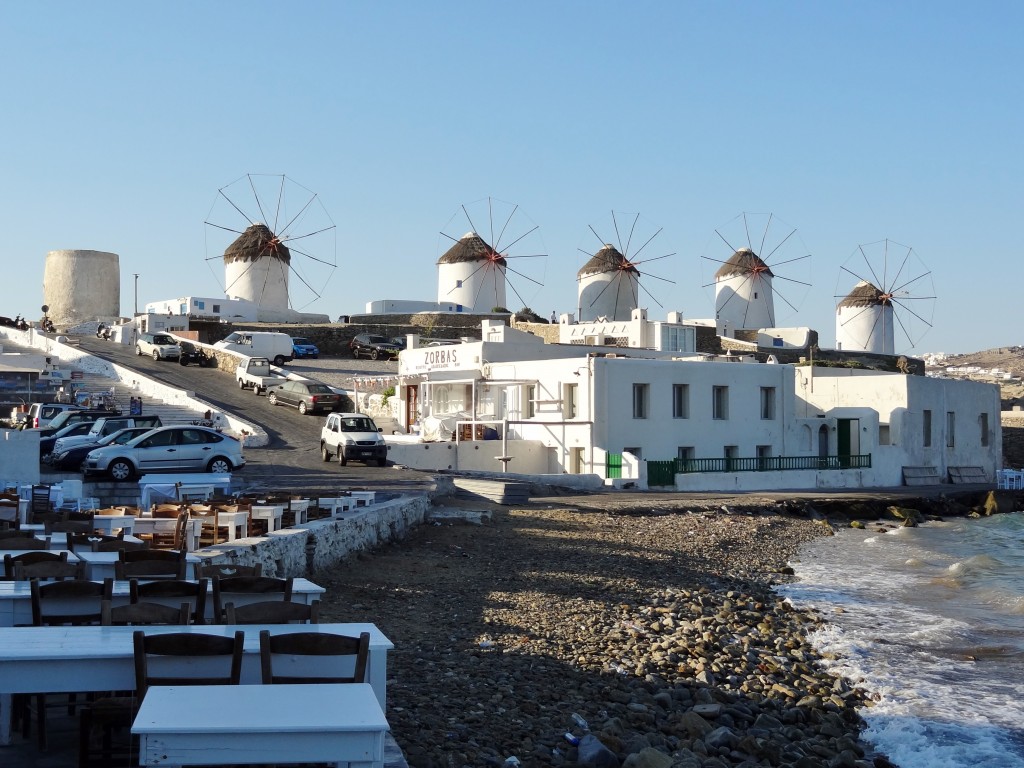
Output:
[436,232,507,312]
[391,321,1000,490]
[835,281,894,353]
[143,295,328,325]
[577,245,639,322]
[558,309,696,354]
[714,247,776,331]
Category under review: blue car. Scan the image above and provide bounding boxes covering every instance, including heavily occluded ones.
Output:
[290,337,319,359]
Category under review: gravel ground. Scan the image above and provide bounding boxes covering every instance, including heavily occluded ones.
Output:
[315,498,884,768]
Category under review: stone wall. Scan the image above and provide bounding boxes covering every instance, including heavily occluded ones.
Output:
[194,495,430,578]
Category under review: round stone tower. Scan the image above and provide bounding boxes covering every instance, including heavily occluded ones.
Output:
[43,249,120,325]
[436,232,507,311]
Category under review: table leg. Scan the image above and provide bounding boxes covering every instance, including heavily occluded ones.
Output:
[0,693,12,745]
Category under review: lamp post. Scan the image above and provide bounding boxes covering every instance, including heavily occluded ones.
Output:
[133,273,139,316]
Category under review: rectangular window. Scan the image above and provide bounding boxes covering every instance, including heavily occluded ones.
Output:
[677,446,695,472]
[633,383,649,419]
[713,386,729,420]
[525,385,536,419]
[980,413,989,447]
[756,444,772,470]
[212,304,221,313]
[947,412,955,448]
[563,383,578,419]
[672,384,689,419]
[760,387,776,420]
[879,425,891,445]
[923,409,932,447]
[724,445,739,471]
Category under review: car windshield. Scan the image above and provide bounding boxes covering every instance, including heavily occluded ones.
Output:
[366,335,388,344]
[307,384,333,394]
[104,428,150,446]
[152,335,174,344]
[292,338,311,345]
[340,417,375,432]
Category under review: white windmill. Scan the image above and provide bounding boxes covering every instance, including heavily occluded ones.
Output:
[576,211,674,322]
[436,198,546,313]
[701,212,811,333]
[835,239,936,354]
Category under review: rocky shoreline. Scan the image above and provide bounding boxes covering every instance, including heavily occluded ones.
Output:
[314,498,924,768]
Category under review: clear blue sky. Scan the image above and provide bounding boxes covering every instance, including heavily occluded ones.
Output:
[3,1,1020,354]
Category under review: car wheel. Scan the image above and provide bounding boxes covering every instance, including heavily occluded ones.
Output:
[238,379,245,389]
[377,457,387,467]
[207,457,232,474]
[370,349,379,360]
[312,354,319,359]
[352,348,360,358]
[273,355,286,366]
[179,357,188,366]
[337,450,348,466]
[109,459,134,482]
[268,392,278,406]
[320,444,331,462]
[135,346,143,356]
[298,402,308,415]
[152,350,160,361]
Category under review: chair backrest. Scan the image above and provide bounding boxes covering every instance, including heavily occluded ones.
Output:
[225,599,319,625]
[0,528,27,540]
[4,550,68,579]
[94,538,150,552]
[102,599,191,626]
[151,505,185,519]
[45,518,95,536]
[131,578,208,624]
[133,630,244,698]
[30,485,51,514]
[212,576,293,620]
[258,630,369,684]
[31,578,113,625]
[0,537,48,552]
[94,507,128,516]
[197,563,263,579]
[13,558,85,581]
[116,549,188,580]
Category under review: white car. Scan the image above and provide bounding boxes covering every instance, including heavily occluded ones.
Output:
[83,425,245,481]
[136,333,180,361]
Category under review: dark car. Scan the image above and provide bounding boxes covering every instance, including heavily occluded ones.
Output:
[179,341,215,367]
[39,420,98,461]
[39,408,121,439]
[267,380,342,415]
[349,334,400,360]
[49,426,155,471]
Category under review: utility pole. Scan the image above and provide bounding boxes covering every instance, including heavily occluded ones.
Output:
[133,273,139,316]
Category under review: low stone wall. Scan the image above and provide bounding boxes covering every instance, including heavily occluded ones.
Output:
[193,495,430,577]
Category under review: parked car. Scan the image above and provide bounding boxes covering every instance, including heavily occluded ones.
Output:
[320,412,388,466]
[39,408,122,439]
[214,331,293,366]
[51,415,163,456]
[136,333,181,361]
[82,425,245,481]
[389,337,407,351]
[27,402,81,429]
[349,334,400,360]
[49,426,155,471]
[40,420,98,461]
[266,380,341,415]
[178,341,215,367]
[290,337,320,359]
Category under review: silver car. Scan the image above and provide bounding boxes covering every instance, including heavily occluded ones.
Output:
[136,332,181,361]
[82,425,245,481]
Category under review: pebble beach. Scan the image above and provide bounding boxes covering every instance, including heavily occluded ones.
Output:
[317,500,885,768]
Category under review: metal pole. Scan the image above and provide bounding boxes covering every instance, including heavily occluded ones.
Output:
[133,274,139,316]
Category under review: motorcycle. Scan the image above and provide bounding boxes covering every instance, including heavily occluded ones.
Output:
[96,323,112,340]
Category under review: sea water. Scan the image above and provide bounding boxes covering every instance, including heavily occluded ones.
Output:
[778,512,1024,768]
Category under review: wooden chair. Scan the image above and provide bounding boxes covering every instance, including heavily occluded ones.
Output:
[0,527,27,539]
[190,506,225,546]
[94,537,150,553]
[197,562,263,579]
[28,484,55,525]
[225,599,319,625]
[212,576,293,622]
[26,578,113,748]
[141,510,189,550]
[115,549,188,580]
[79,629,243,767]
[45,516,95,536]
[0,536,48,553]
[259,629,369,684]
[101,599,191,626]
[130,578,208,625]
[0,492,18,530]
[4,550,68,579]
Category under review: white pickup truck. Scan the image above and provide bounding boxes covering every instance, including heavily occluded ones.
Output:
[320,412,389,466]
[236,357,286,395]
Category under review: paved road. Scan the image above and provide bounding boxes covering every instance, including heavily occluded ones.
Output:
[72,336,436,496]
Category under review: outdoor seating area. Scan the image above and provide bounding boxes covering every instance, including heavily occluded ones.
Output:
[997,468,1023,489]
[0,531,396,766]
[0,483,378,553]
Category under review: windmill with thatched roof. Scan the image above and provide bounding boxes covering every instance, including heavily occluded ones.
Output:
[436,231,508,312]
[223,223,292,310]
[577,245,640,321]
[713,247,777,331]
[835,280,894,353]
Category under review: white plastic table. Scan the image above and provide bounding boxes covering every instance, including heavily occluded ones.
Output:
[73,551,202,581]
[133,683,388,767]
[0,622,393,745]
[250,504,285,533]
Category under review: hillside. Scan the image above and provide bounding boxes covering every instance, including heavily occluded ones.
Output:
[929,346,1024,467]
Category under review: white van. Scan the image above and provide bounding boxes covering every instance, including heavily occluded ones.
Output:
[213,332,294,365]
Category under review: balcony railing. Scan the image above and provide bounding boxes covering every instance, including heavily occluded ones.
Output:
[675,454,872,474]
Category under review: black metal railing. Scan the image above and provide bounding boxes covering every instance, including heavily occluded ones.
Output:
[674,454,872,474]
